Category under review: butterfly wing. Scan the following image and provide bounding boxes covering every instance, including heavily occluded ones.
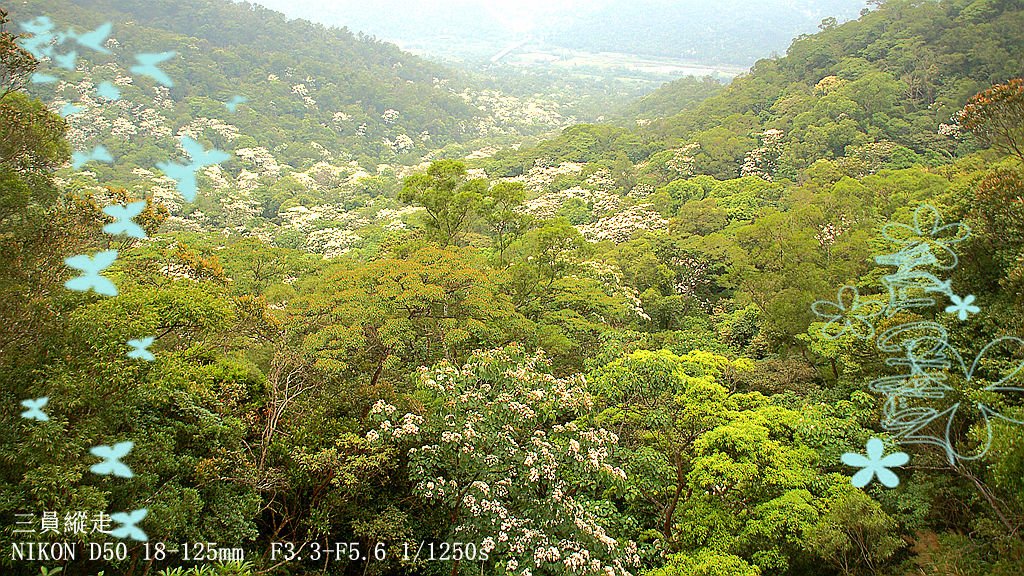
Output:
[129,337,155,348]
[19,16,54,35]
[93,146,113,163]
[65,276,94,292]
[124,223,147,239]
[90,445,114,459]
[142,51,175,64]
[111,441,134,458]
[97,82,121,100]
[157,160,197,184]
[92,250,119,270]
[77,23,113,53]
[130,63,169,87]
[178,136,203,160]
[131,52,176,87]
[226,96,246,112]
[60,104,83,117]
[175,175,198,201]
[102,205,127,220]
[156,161,199,201]
[111,509,148,526]
[21,397,47,409]
[128,338,156,360]
[124,201,147,217]
[89,276,118,297]
[102,222,127,236]
[65,254,97,273]
[195,148,231,168]
[31,73,59,84]
[55,50,77,70]
[90,462,114,475]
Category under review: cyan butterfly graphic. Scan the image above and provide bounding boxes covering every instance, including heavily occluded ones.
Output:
[109,509,148,541]
[31,72,59,84]
[54,50,77,70]
[89,441,134,478]
[96,81,121,101]
[58,22,113,53]
[102,201,147,239]
[156,136,231,202]
[130,51,176,87]
[71,145,113,170]
[64,250,118,296]
[127,337,156,361]
[225,95,247,112]
[17,16,57,59]
[20,397,49,421]
[59,102,84,118]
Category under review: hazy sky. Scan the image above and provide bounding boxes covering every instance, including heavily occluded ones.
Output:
[249,0,617,35]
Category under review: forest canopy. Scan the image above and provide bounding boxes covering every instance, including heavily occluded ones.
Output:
[2,1,1024,576]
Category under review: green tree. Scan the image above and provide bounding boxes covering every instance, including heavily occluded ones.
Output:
[805,491,904,576]
[479,180,529,266]
[957,78,1024,162]
[400,160,487,246]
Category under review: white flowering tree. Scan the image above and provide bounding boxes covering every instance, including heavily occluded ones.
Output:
[366,345,640,576]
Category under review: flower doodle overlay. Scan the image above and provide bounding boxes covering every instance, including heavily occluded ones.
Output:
[814,204,1024,485]
[16,13,237,543]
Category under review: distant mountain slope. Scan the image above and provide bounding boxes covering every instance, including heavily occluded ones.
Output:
[15,0,482,167]
[10,0,580,255]
[484,0,1024,181]
[613,76,725,124]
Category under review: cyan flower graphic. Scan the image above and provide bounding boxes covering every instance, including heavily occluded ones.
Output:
[881,204,970,271]
[811,285,884,339]
[946,294,980,321]
[841,438,909,488]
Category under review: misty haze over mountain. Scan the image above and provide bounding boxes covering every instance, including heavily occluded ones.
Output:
[244,0,868,66]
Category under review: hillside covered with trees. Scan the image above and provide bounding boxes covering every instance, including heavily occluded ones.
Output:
[2,1,1024,576]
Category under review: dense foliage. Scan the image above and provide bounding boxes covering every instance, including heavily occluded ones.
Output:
[2,1,1024,576]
